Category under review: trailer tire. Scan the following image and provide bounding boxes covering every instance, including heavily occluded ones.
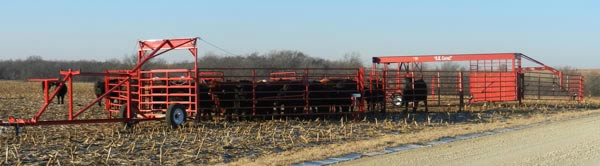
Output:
[119,103,138,128]
[167,104,187,128]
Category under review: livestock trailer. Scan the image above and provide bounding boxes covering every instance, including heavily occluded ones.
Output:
[0,38,585,131]
[1,37,369,130]
[369,53,584,112]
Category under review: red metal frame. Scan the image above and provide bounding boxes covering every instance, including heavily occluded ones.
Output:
[270,72,297,81]
[28,78,59,104]
[373,53,517,64]
[371,53,584,108]
[3,38,198,126]
[198,71,225,83]
[2,48,585,127]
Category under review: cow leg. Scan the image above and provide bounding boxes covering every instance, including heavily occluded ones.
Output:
[226,108,234,121]
[97,96,102,106]
[234,101,240,121]
[424,99,429,112]
[413,100,418,112]
[403,101,409,114]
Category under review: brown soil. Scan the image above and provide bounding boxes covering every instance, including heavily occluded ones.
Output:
[0,80,598,165]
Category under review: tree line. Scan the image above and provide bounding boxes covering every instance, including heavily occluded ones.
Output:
[0,50,363,82]
[1,51,598,96]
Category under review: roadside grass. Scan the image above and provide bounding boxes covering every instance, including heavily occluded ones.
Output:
[231,107,600,165]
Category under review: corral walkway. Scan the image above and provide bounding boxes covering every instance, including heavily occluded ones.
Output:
[339,114,600,166]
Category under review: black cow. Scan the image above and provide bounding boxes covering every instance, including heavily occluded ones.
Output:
[235,80,254,118]
[364,80,385,112]
[196,82,216,120]
[55,83,67,104]
[308,80,333,113]
[254,81,283,117]
[41,81,56,94]
[94,81,105,106]
[328,79,359,113]
[39,81,66,104]
[277,80,306,114]
[400,77,428,113]
[211,80,239,119]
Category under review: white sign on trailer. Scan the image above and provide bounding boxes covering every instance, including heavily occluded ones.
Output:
[434,56,453,61]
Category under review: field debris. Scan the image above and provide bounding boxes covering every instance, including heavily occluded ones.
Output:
[0,81,598,165]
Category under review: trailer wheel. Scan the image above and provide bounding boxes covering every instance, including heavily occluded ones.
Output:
[119,103,138,128]
[167,104,187,128]
[391,93,403,107]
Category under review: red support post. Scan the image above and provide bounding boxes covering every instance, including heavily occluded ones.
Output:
[359,67,365,112]
[44,80,49,104]
[559,71,563,89]
[104,72,110,117]
[437,72,441,106]
[382,63,388,113]
[68,69,74,120]
[430,75,436,98]
[126,75,132,119]
[579,76,584,102]
[458,71,464,112]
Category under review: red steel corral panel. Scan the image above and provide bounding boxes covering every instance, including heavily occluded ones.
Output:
[469,72,517,102]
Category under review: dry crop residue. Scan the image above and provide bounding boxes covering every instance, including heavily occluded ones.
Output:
[0,80,598,165]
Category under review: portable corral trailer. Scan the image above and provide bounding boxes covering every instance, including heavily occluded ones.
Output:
[1,37,368,130]
[0,38,584,130]
[369,53,584,112]
[3,38,200,128]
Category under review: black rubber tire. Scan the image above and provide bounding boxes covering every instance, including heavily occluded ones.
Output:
[166,104,187,128]
[119,103,138,128]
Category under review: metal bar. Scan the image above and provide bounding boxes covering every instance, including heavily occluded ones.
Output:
[73,77,130,118]
[44,80,49,104]
[437,72,441,106]
[68,70,73,120]
[193,47,199,116]
[33,75,71,121]
[126,75,132,119]
[458,71,464,112]
[104,72,110,117]
[373,53,517,63]
[2,118,160,126]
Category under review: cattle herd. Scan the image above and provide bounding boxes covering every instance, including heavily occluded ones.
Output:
[42,75,429,120]
[195,78,364,119]
[87,75,429,120]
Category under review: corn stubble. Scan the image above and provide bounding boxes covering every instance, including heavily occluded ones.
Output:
[0,80,598,165]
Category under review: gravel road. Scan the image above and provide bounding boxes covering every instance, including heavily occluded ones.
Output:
[340,114,600,166]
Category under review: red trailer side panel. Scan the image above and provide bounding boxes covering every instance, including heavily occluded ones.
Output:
[469,72,517,102]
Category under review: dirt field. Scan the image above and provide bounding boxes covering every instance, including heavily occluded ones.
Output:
[340,114,600,166]
[0,80,598,165]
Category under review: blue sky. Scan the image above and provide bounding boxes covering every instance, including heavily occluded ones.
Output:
[0,0,598,68]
